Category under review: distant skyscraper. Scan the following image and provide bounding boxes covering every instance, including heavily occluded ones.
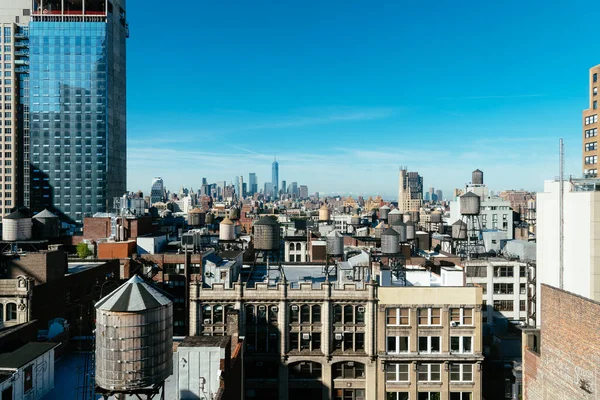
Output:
[583,64,600,177]
[281,180,287,196]
[27,0,128,224]
[428,187,435,201]
[202,177,208,185]
[289,182,298,197]
[299,185,308,199]
[272,158,279,198]
[425,192,430,201]
[264,182,273,198]
[150,177,164,205]
[398,167,423,212]
[236,176,244,199]
[249,172,257,195]
[435,190,443,202]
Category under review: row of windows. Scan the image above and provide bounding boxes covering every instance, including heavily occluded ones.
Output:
[585,155,597,165]
[386,307,473,326]
[0,302,17,322]
[586,142,598,151]
[586,128,598,138]
[585,114,598,125]
[385,362,474,383]
[465,265,527,278]
[386,336,473,354]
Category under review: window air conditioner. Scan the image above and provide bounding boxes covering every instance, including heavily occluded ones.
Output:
[450,321,459,327]
[258,305,266,311]
[271,306,278,312]
[302,333,311,340]
[203,319,211,324]
[335,333,343,341]
[291,305,299,311]
[357,306,365,313]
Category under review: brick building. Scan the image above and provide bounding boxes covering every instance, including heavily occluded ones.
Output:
[522,284,600,400]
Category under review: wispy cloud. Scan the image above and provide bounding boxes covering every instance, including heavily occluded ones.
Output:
[438,94,545,100]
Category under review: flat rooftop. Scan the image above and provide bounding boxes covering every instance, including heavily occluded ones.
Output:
[67,262,104,275]
[179,336,229,349]
[0,342,58,369]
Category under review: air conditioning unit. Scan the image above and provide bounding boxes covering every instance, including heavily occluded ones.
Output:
[450,321,459,327]
[203,319,211,324]
[258,305,266,311]
[271,306,278,312]
[291,305,299,311]
[357,306,365,313]
[335,333,343,341]
[302,333,311,340]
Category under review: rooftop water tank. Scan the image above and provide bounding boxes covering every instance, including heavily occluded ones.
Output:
[319,205,330,221]
[373,221,386,238]
[405,221,416,241]
[460,192,481,215]
[32,209,59,239]
[2,209,32,241]
[187,208,204,227]
[254,216,280,250]
[391,219,407,243]
[451,220,468,240]
[95,276,173,392]
[387,209,403,225]
[381,228,400,254]
[430,210,442,223]
[219,218,235,241]
[326,230,344,256]
[472,169,484,185]
[205,213,215,225]
[379,205,390,221]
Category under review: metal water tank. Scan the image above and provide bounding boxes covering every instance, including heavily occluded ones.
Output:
[460,192,481,215]
[373,221,386,238]
[451,220,468,240]
[405,221,416,241]
[350,213,361,226]
[219,218,235,241]
[430,210,442,223]
[254,216,280,250]
[381,228,400,254]
[472,169,484,185]
[229,207,241,220]
[319,205,330,221]
[387,209,403,225]
[326,230,344,256]
[379,205,390,221]
[2,209,32,241]
[187,208,204,227]
[392,219,407,243]
[205,213,215,225]
[32,209,59,239]
[95,276,173,391]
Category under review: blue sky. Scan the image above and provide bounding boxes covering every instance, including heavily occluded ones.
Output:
[126,0,599,199]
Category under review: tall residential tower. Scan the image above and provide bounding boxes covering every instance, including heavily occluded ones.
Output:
[272,158,279,198]
[27,0,128,224]
[397,167,423,212]
[583,64,600,177]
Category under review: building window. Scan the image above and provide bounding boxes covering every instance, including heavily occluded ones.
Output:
[418,394,441,400]
[202,304,233,325]
[520,300,526,311]
[493,300,514,312]
[466,266,487,277]
[450,308,473,325]
[418,336,441,354]
[450,364,474,382]
[333,362,365,379]
[387,393,409,400]
[334,389,365,400]
[520,283,526,294]
[289,331,320,352]
[586,142,598,151]
[290,304,320,324]
[493,283,514,294]
[387,336,409,354]
[595,101,598,110]
[333,304,365,324]
[494,266,513,277]
[418,364,441,382]
[6,303,16,321]
[418,307,441,325]
[586,128,598,138]
[386,363,409,382]
[585,155,598,165]
[386,308,409,326]
[289,361,322,379]
[585,114,598,125]
[450,336,473,354]
[450,393,473,400]
[595,73,598,83]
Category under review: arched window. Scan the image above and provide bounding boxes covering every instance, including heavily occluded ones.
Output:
[0,304,3,321]
[6,303,16,321]
[333,361,365,379]
[289,361,322,379]
[295,243,301,251]
[289,243,295,253]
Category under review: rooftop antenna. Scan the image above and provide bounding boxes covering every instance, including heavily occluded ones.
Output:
[559,138,564,289]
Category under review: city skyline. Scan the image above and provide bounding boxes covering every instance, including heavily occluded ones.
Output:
[126,0,596,197]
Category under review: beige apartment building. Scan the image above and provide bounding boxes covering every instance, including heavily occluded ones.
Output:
[0,2,30,218]
[378,287,483,400]
[189,262,483,400]
[583,64,600,177]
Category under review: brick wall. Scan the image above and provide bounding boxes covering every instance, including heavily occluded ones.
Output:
[83,217,112,240]
[523,284,600,399]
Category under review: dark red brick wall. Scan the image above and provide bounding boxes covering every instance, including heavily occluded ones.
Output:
[6,250,67,284]
[83,217,112,240]
[524,284,600,399]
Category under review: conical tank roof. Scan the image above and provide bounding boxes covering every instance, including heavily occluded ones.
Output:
[461,192,480,198]
[33,209,58,219]
[255,216,279,226]
[388,209,402,215]
[5,209,29,219]
[382,227,399,236]
[220,217,234,225]
[327,230,343,238]
[95,275,171,312]
[320,204,329,210]
[379,205,390,210]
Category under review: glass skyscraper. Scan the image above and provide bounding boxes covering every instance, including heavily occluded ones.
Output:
[271,158,278,198]
[26,0,127,224]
